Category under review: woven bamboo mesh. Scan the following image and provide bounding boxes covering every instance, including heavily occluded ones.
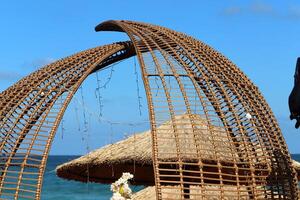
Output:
[0,20,298,199]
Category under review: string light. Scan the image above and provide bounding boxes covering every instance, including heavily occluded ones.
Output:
[99,66,115,89]
[134,57,143,116]
[79,86,91,191]
[80,86,89,134]
[72,94,150,126]
[93,62,119,119]
[74,97,81,131]
[95,71,103,118]
[85,113,92,186]
[41,61,149,126]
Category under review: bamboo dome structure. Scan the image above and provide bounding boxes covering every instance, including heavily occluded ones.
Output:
[0,20,298,199]
[56,114,243,185]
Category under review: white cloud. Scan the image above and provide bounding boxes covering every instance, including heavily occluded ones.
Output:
[22,57,56,70]
[288,6,300,19]
[221,2,300,20]
[250,2,274,14]
[222,6,242,15]
[0,58,56,82]
[0,71,22,81]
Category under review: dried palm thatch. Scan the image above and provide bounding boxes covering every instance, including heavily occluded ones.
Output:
[56,114,268,186]
[292,160,300,180]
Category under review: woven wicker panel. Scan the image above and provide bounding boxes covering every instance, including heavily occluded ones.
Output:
[0,20,298,199]
[96,20,298,199]
[0,42,135,199]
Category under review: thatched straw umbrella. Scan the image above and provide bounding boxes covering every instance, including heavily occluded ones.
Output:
[56,114,242,185]
[56,126,154,185]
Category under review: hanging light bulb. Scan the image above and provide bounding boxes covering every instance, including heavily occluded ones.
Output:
[246,113,252,120]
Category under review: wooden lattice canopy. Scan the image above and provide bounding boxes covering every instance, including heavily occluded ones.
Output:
[0,20,298,199]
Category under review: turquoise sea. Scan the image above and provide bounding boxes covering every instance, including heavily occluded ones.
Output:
[42,155,300,199]
[42,156,144,200]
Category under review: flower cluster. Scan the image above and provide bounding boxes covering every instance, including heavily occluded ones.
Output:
[110,172,134,200]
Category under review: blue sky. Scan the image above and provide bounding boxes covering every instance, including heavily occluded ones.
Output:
[1,0,300,154]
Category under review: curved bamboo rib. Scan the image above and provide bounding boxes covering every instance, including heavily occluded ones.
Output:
[0,20,298,199]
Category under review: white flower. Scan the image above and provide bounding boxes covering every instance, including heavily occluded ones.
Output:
[122,172,133,181]
[246,113,252,120]
[110,172,134,200]
[110,192,125,200]
[116,178,126,186]
[110,183,118,192]
[122,183,132,198]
